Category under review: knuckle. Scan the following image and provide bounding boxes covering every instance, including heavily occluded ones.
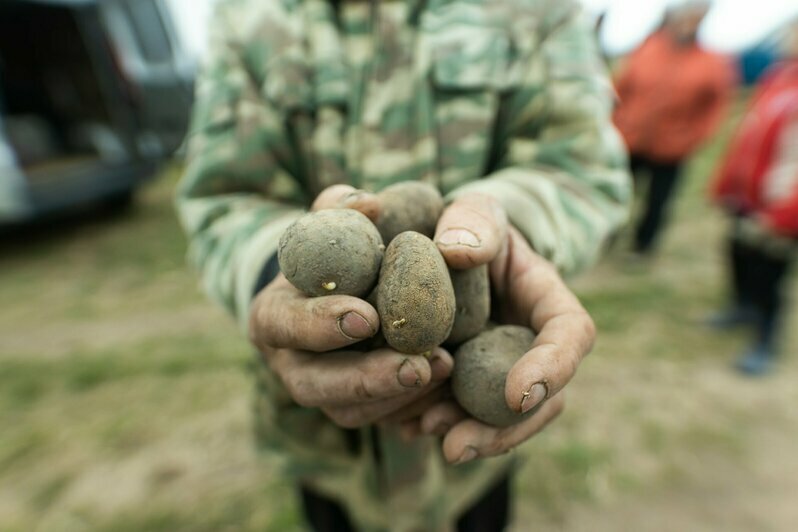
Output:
[283,376,314,408]
[247,299,269,348]
[581,311,597,342]
[349,371,376,402]
[247,316,262,348]
[484,439,507,457]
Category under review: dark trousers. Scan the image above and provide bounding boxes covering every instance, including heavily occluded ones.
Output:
[630,154,683,253]
[729,231,794,348]
[300,474,511,532]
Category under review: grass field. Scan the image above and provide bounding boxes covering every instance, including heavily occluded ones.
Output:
[2,107,798,531]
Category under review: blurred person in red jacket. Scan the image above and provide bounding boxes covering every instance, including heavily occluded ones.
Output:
[708,19,798,375]
[614,0,735,256]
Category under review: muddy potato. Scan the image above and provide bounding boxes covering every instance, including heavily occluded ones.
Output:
[446,265,490,346]
[376,182,444,243]
[278,209,384,297]
[451,325,539,427]
[377,231,456,354]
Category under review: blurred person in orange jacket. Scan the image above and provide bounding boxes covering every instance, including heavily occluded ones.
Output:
[614,0,736,256]
[708,19,798,376]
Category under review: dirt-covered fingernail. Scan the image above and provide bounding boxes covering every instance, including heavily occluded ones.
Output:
[397,359,423,388]
[436,228,480,248]
[520,382,548,414]
[456,446,479,465]
[337,311,374,340]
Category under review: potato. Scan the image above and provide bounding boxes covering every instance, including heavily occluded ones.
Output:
[377,231,456,354]
[278,209,384,297]
[376,182,444,243]
[451,325,538,427]
[446,265,490,346]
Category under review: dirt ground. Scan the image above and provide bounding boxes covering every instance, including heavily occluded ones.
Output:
[1,120,798,531]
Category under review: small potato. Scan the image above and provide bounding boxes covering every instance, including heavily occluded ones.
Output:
[376,182,444,243]
[446,265,490,346]
[377,231,456,354]
[278,209,384,297]
[451,325,538,427]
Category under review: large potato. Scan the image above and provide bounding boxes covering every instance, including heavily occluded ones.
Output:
[451,325,539,427]
[375,182,444,243]
[278,209,384,297]
[377,231,455,354]
[446,265,490,346]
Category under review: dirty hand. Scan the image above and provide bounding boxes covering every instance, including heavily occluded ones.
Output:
[248,185,452,429]
[416,193,595,464]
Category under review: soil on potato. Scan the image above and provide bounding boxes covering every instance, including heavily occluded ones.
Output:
[375,182,444,243]
[447,264,490,346]
[451,325,537,427]
[278,209,383,297]
[377,231,455,354]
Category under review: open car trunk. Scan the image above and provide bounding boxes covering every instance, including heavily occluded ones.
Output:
[0,1,130,176]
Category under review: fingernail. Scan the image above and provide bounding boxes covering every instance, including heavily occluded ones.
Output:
[429,354,452,381]
[337,311,374,340]
[456,446,479,465]
[397,359,422,388]
[520,382,548,414]
[436,229,480,248]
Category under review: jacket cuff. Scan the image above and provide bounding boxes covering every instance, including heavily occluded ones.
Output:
[252,253,281,299]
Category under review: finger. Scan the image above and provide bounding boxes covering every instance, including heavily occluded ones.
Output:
[442,393,565,464]
[419,400,469,436]
[321,349,452,428]
[489,230,595,415]
[312,184,381,223]
[428,348,454,383]
[249,275,379,352]
[323,381,445,428]
[377,384,451,424]
[270,347,433,408]
[502,256,595,414]
[434,193,507,269]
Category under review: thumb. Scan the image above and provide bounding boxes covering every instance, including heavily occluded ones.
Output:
[434,193,507,269]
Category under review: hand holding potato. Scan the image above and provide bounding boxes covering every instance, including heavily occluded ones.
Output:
[248,274,454,428]
[249,185,453,428]
[418,193,595,464]
[257,184,595,463]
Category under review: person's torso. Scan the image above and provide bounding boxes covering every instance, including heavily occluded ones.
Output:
[230,0,574,528]
[724,63,798,208]
[226,0,565,201]
[615,33,725,161]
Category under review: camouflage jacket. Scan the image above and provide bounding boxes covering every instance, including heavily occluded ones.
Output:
[176,0,630,529]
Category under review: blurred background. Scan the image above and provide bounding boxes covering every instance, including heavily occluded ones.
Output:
[1,0,798,530]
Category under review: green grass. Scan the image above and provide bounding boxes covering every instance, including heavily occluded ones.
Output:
[2,94,798,530]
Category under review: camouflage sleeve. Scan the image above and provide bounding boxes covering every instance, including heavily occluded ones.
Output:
[175,3,306,327]
[447,6,631,276]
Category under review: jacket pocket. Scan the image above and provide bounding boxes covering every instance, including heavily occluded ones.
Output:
[429,30,511,191]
